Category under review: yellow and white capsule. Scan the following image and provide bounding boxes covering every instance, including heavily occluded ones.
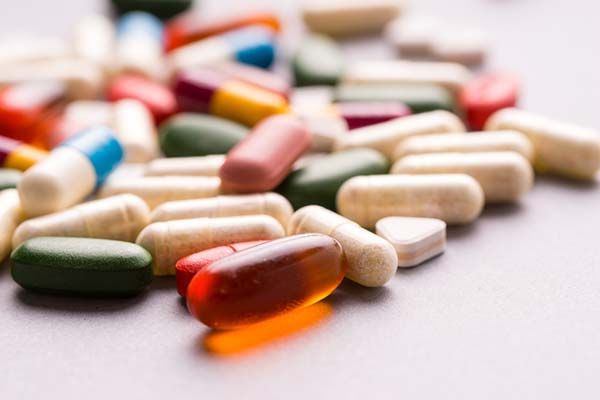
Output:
[144,155,226,177]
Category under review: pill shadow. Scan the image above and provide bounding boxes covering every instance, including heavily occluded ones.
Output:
[482,202,524,219]
[534,175,598,192]
[150,276,176,291]
[395,251,446,277]
[326,279,393,308]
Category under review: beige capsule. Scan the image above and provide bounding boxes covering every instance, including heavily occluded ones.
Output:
[391,152,533,203]
[150,193,293,226]
[98,176,221,209]
[0,190,24,262]
[137,215,285,275]
[337,174,484,228]
[393,130,534,161]
[287,205,398,287]
[334,110,465,159]
[144,155,226,177]
[485,108,600,180]
[113,99,159,163]
[12,194,150,248]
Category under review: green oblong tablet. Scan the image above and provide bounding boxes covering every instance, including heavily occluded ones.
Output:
[159,113,248,157]
[277,148,389,210]
[293,34,344,86]
[0,168,22,190]
[11,237,153,297]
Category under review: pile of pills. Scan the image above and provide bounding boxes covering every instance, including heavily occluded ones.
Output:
[1,0,600,331]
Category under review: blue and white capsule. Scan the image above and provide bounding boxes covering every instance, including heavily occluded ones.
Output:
[18,127,124,217]
[168,26,276,77]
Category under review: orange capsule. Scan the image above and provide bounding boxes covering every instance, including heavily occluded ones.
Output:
[187,233,346,330]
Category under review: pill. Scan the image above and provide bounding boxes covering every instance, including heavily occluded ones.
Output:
[164,11,281,52]
[12,194,150,247]
[278,148,389,210]
[173,69,288,127]
[334,83,455,114]
[292,34,344,86]
[47,100,115,148]
[302,0,402,37]
[168,26,276,76]
[0,136,47,171]
[342,60,472,93]
[334,110,466,159]
[113,99,159,163]
[460,73,520,130]
[296,113,347,153]
[11,237,153,297]
[107,74,177,124]
[150,192,293,226]
[136,215,285,275]
[375,216,446,267]
[72,14,115,76]
[215,62,291,99]
[431,26,487,66]
[394,131,533,161]
[385,15,440,55]
[175,240,267,297]
[159,113,248,157]
[111,0,193,20]
[145,155,225,177]
[187,234,345,329]
[288,205,397,287]
[485,108,600,180]
[391,152,533,203]
[0,34,70,66]
[333,102,412,130]
[0,189,22,262]
[19,127,124,217]
[0,168,21,190]
[219,115,311,193]
[116,12,165,81]
[337,174,484,228]
[291,86,334,112]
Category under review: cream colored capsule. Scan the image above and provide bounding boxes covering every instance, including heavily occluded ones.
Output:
[113,99,159,163]
[393,130,534,161]
[288,205,397,287]
[0,190,23,262]
[12,194,150,248]
[150,193,293,226]
[391,152,533,203]
[0,34,71,65]
[72,14,115,75]
[334,111,465,159]
[485,108,600,180]
[137,215,285,275]
[144,155,226,177]
[337,174,484,228]
[98,176,221,209]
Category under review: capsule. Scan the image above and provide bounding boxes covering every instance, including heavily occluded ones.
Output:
[150,193,293,226]
[334,111,465,159]
[292,34,344,86]
[19,127,123,217]
[187,234,346,329]
[72,14,115,76]
[219,115,311,193]
[332,102,411,130]
[173,69,288,127]
[0,189,23,262]
[393,131,533,161]
[136,215,285,275]
[215,62,291,99]
[288,205,397,287]
[111,0,193,20]
[391,152,533,203]
[48,101,115,148]
[0,136,47,171]
[430,26,487,66]
[145,155,225,177]
[0,168,21,190]
[113,99,159,163]
[385,15,440,55]
[12,194,150,247]
[0,34,70,65]
[485,108,600,180]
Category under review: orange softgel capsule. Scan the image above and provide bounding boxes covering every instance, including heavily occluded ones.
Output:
[187,234,347,330]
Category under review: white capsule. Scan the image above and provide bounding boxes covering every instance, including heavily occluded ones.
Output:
[144,155,226,177]
[385,15,440,55]
[430,26,487,65]
[113,99,159,163]
[0,34,71,66]
[72,14,115,75]
[485,108,600,180]
[167,37,232,78]
[63,101,114,131]
[0,189,23,262]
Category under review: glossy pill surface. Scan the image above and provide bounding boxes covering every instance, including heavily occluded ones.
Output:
[0,168,21,190]
[187,234,346,329]
[11,237,152,297]
[292,34,344,86]
[337,174,484,228]
[0,189,23,262]
[0,136,47,171]
[145,155,225,177]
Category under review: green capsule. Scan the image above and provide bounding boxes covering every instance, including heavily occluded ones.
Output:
[277,149,389,210]
[334,83,455,113]
[0,168,22,190]
[111,0,193,19]
[159,113,248,157]
[11,237,153,297]
[293,34,344,86]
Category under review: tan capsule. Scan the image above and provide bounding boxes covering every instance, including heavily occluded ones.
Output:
[393,131,534,161]
[144,155,226,177]
[485,108,600,180]
[334,111,465,159]
[337,174,484,228]
[98,176,221,209]
[391,152,533,203]
[287,205,398,287]
[12,194,150,248]
[113,99,159,163]
[136,215,285,275]
[0,190,23,262]
[150,193,293,226]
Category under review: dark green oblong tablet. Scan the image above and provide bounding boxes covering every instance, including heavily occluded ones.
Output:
[292,34,344,86]
[11,237,153,297]
[111,0,193,20]
[277,148,389,210]
[0,168,22,190]
[159,113,248,157]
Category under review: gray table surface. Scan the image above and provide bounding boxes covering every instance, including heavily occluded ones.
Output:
[2,0,600,398]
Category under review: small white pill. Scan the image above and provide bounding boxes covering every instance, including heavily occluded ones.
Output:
[144,155,226,177]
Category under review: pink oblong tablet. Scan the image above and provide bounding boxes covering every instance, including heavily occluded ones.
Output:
[219,115,311,193]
